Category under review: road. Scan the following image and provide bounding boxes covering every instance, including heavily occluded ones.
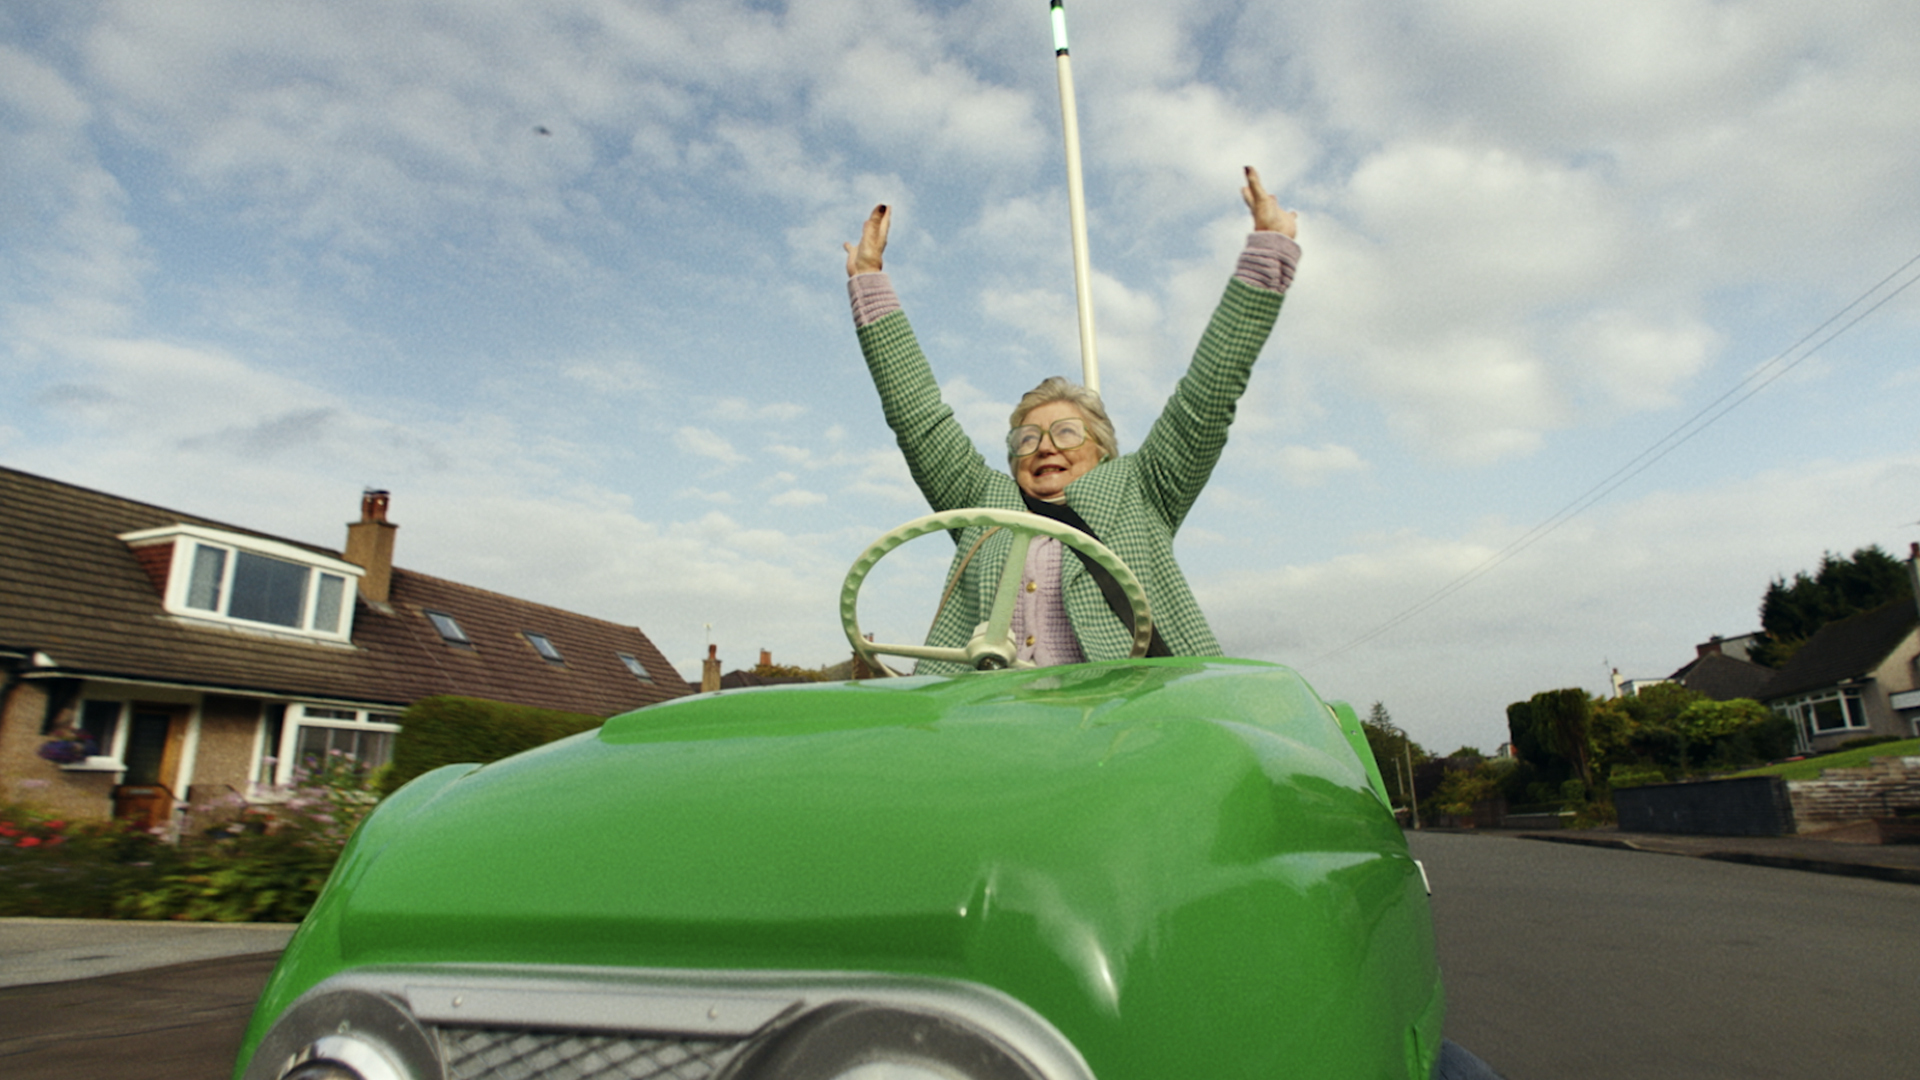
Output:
[1411,831,1920,1080]
[5,833,1916,1079]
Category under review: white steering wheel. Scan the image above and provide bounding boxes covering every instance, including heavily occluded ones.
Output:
[840,508,1154,674]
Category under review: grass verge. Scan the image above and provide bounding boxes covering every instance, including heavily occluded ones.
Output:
[1730,738,1920,781]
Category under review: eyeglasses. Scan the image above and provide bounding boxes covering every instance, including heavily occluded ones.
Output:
[1007,417,1089,458]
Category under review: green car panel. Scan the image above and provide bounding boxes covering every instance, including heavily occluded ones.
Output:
[238,657,1443,1079]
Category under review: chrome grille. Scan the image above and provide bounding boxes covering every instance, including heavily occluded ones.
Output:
[435,1027,746,1080]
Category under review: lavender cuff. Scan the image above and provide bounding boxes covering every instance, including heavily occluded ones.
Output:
[849,273,902,329]
[1233,232,1301,295]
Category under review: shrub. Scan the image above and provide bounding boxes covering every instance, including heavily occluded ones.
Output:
[1431,767,1502,818]
[117,750,380,922]
[383,695,605,795]
[0,804,176,918]
[1838,734,1903,751]
[2,751,384,923]
[1568,800,1618,829]
[1609,764,1669,790]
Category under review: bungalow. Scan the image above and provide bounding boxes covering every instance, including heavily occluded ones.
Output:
[1761,549,1920,754]
[0,465,688,831]
[1666,636,1774,702]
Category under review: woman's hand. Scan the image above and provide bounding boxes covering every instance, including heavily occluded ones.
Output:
[1242,167,1297,238]
[845,204,891,276]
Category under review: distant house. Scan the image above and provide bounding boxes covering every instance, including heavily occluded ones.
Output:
[686,647,900,694]
[1761,595,1920,754]
[0,466,688,830]
[1667,636,1774,702]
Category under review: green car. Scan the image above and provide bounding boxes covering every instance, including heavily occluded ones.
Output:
[236,511,1477,1080]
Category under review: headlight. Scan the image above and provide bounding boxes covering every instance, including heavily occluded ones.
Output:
[726,1002,1046,1080]
[245,989,442,1080]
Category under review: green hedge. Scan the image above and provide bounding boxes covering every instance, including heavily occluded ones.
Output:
[383,695,605,795]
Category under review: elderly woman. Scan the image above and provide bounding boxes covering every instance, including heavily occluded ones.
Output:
[845,166,1299,671]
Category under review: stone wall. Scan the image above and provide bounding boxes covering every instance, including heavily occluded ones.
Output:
[1788,755,1920,827]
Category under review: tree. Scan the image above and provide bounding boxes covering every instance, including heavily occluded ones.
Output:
[1535,688,1595,792]
[1591,685,1792,775]
[1514,688,1595,793]
[1751,545,1909,667]
[1360,702,1426,807]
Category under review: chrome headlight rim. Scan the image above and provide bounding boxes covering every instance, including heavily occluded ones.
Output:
[247,986,442,1080]
[720,998,1050,1080]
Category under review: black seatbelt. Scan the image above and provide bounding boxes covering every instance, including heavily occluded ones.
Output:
[1019,493,1172,657]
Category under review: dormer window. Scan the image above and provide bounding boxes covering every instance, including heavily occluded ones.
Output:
[119,524,362,643]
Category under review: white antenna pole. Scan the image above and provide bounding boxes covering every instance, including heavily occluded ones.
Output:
[1050,0,1100,394]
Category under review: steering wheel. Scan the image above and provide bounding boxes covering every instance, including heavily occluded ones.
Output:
[839,508,1154,674]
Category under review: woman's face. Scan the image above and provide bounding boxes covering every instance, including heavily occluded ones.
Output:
[1012,400,1102,499]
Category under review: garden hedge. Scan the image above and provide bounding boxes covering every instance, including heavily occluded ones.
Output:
[383,695,605,795]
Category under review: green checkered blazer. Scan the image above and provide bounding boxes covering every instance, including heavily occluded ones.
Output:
[854,246,1290,673]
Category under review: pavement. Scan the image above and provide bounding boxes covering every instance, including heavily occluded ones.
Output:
[0,920,297,1080]
[1469,824,1920,885]
[0,917,297,989]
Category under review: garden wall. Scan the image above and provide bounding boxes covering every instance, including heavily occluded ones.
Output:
[1613,775,1795,836]
[1788,755,1920,828]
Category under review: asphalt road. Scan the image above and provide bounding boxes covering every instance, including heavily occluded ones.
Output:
[0,951,279,1080]
[1411,830,1920,1080]
[7,834,1917,1079]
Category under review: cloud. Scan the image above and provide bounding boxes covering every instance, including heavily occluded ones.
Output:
[1271,443,1367,487]
[1203,451,1920,754]
[676,426,747,467]
[711,397,807,422]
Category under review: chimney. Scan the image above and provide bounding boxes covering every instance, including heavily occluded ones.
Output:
[344,489,397,604]
[701,644,722,693]
[759,648,772,668]
[1696,635,1724,660]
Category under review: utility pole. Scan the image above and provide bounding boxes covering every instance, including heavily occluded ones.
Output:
[1405,742,1421,830]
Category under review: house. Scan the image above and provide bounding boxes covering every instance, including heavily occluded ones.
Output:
[1667,636,1774,702]
[0,465,688,830]
[1761,566,1920,754]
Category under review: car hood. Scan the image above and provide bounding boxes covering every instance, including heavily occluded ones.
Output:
[269,659,1438,1078]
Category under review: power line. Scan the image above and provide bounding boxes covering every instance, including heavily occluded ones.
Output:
[1310,252,1920,665]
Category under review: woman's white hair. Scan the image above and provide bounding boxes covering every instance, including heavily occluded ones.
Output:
[1009,376,1118,462]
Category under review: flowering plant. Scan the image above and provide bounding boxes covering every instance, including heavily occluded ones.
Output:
[0,813,72,849]
[115,749,383,922]
[37,728,97,764]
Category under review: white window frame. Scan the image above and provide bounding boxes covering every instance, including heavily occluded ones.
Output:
[63,698,131,771]
[120,525,363,643]
[257,704,402,789]
[1775,687,1871,747]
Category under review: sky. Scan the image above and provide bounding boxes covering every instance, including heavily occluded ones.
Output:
[4,0,1919,756]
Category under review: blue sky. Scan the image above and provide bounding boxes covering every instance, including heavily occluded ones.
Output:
[5,0,1919,754]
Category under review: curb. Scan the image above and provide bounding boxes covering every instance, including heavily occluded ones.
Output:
[1515,832,1920,886]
